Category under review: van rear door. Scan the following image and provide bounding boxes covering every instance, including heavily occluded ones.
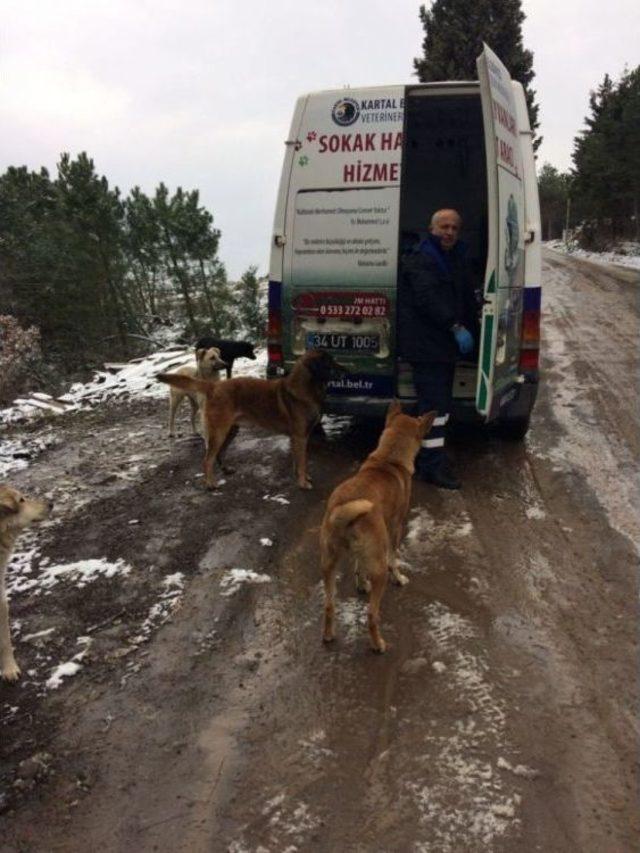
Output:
[476,44,526,418]
[281,88,405,404]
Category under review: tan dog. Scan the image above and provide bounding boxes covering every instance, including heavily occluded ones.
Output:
[158,349,345,490]
[1,485,52,681]
[320,402,435,653]
[167,347,227,437]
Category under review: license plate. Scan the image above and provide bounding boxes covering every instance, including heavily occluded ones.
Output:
[306,331,380,354]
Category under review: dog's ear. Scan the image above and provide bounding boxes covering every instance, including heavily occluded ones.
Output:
[195,348,206,361]
[417,410,437,438]
[385,399,403,425]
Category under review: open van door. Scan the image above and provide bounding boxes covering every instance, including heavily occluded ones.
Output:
[476,44,526,418]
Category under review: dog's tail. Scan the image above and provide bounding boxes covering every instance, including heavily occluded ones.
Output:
[157,373,214,395]
[328,500,373,531]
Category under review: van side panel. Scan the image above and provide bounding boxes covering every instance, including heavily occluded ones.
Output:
[269,96,309,284]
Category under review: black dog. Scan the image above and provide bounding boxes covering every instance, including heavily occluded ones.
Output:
[195,337,257,379]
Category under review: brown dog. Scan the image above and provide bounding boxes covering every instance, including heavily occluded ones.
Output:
[158,349,344,490]
[167,347,227,437]
[1,485,52,681]
[319,401,435,653]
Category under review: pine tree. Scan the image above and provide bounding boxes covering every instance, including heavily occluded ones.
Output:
[537,164,572,240]
[572,68,640,243]
[151,183,231,338]
[124,186,164,325]
[237,265,265,341]
[414,0,541,150]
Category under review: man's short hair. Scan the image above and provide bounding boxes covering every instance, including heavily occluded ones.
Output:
[430,209,462,229]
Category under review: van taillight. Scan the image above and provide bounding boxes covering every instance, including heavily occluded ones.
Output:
[267,281,283,370]
[519,287,541,374]
[521,309,540,345]
[519,348,539,372]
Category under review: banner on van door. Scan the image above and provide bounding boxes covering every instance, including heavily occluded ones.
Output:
[291,187,400,287]
[292,88,405,190]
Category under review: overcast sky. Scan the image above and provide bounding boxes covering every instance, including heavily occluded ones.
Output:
[1,1,638,279]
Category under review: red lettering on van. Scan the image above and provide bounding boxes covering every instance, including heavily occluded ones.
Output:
[380,132,402,151]
[342,160,400,183]
[499,138,515,167]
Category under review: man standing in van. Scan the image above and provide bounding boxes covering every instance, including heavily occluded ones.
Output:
[398,209,479,489]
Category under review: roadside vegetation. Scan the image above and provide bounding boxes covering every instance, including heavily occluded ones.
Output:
[539,67,640,247]
[0,155,266,399]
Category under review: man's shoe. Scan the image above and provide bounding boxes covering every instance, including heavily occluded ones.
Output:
[417,466,461,490]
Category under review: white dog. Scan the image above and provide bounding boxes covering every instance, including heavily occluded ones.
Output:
[167,346,227,437]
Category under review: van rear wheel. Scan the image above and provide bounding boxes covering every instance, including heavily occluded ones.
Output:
[498,415,531,441]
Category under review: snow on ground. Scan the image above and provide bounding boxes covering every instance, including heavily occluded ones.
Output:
[0,432,59,478]
[219,568,271,597]
[406,600,524,850]
[0,345,269,427]
[7,556,132,597]
[46,637,92,690]
[530,266,640,553]
[229,792,323,853]
[129,572,186,645]
[545,240,640,271]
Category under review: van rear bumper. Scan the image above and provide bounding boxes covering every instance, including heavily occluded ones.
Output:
[322,377,538,423]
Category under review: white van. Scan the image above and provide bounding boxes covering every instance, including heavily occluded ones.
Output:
[267,44,541,438]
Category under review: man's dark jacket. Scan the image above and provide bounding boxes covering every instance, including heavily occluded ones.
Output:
[397,235,479,364]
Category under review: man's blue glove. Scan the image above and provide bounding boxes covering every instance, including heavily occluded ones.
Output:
[452,325,474,355]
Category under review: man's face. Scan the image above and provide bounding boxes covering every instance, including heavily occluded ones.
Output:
[430,212,461,251]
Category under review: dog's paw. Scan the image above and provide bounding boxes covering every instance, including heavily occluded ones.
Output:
[1,660,21,682]
[299,478,313,490]
[322,633,336,644]
[391,571,409,587]
[371,638,387,654]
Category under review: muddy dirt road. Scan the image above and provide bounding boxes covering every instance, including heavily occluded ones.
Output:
[1,249,639,852]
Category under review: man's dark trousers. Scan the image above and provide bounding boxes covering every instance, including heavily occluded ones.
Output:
[411,361,455,474]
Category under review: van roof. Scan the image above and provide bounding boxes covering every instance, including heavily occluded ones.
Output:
[302,81,479,98]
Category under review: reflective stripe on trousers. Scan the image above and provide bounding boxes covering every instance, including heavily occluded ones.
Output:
[411,362,455,474]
